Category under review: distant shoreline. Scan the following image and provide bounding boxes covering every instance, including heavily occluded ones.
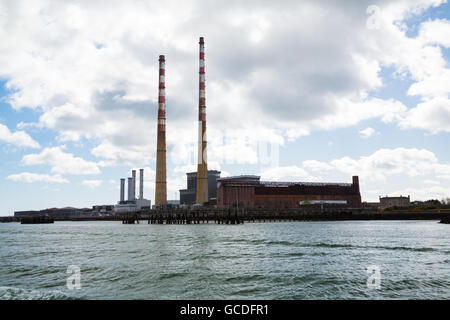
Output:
[1,209,449,223]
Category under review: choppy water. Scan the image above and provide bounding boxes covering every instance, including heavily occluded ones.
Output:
[0,220,449,300]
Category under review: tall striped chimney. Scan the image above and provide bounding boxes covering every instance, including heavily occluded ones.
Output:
[155,55,167,207]
[196,37,208,205]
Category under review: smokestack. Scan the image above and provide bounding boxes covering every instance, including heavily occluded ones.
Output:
[120,178,125,203]
[155,55,167,207]
[132,170,136,201]
[139,169,144,199]
[127,177,132,201]
[196,36,208,205]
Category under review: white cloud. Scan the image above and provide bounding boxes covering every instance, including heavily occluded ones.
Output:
[21,146,100,175]
[1,0,443,168]
[419,18,450,48]
[7,172,68,183]
[433,163,450,179]
[94,142,154,167]
[423,179,440,185]
[0,123,40,149]
[331,148,438,181]
[82,179,102,188]
[399,97,450,133]
[260,165,318,182]
[359,127,377,138]
[392,186,450,202]
[302,160,333,172]
[302,147,450,182]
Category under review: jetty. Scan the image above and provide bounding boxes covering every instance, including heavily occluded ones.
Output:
[20,216,54,224]
[5,208,450,225]
[113,208,450,225]
[439,216,450,224]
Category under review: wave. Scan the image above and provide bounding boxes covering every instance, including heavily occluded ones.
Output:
[311,243,439,252]
[0,286,80,300]
[224,274,266,283]
[158,272,189,280]
[227,239,295,246]
[230,287,264,296]
[225,239,440,253]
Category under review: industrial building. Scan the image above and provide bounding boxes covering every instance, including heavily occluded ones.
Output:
[216,176,362,209]
[115,169,151,213]
[379,195,410,209]
[179,170,221,205]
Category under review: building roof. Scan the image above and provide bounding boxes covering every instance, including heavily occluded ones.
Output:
[260,181,352,187]
[179,189,195,194]
[187,170,221,176]
[217,175,260,181]
[380,195,410,199]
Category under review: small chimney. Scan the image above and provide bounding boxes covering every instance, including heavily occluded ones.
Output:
[120,178,125,202]
[132,170,136,201]
[139,169,144,199]
[128,177,133,201]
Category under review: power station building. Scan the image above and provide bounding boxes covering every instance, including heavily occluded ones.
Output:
[146,38,365,210]
[179,170,221,205]
[115,169,151,213]
[216,175,362,209]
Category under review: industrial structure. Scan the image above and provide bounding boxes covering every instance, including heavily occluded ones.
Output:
[216,176,362,209]
[179,170,221,205]
[114,38,364,212]
[196,37,208,205]
[155,55,167,207]
[115,169,151,212]
[132,169,136,200]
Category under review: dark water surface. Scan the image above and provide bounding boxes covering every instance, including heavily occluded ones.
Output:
[0,220,449,299]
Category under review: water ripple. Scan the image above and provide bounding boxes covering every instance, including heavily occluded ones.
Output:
[0,220,449,299]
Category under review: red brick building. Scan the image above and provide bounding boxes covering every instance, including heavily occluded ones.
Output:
[216,175,362,208]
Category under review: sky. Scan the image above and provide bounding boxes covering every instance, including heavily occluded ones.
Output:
[1,0,450,215]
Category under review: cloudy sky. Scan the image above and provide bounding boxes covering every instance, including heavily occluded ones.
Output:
[1,0,450,214]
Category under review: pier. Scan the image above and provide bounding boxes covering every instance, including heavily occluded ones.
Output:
[114,208,450,225]
[5,208,450,225]
[440,216,450,224]
[20,216,54,224]
[146,209,244,225]
[122,213,141,224]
